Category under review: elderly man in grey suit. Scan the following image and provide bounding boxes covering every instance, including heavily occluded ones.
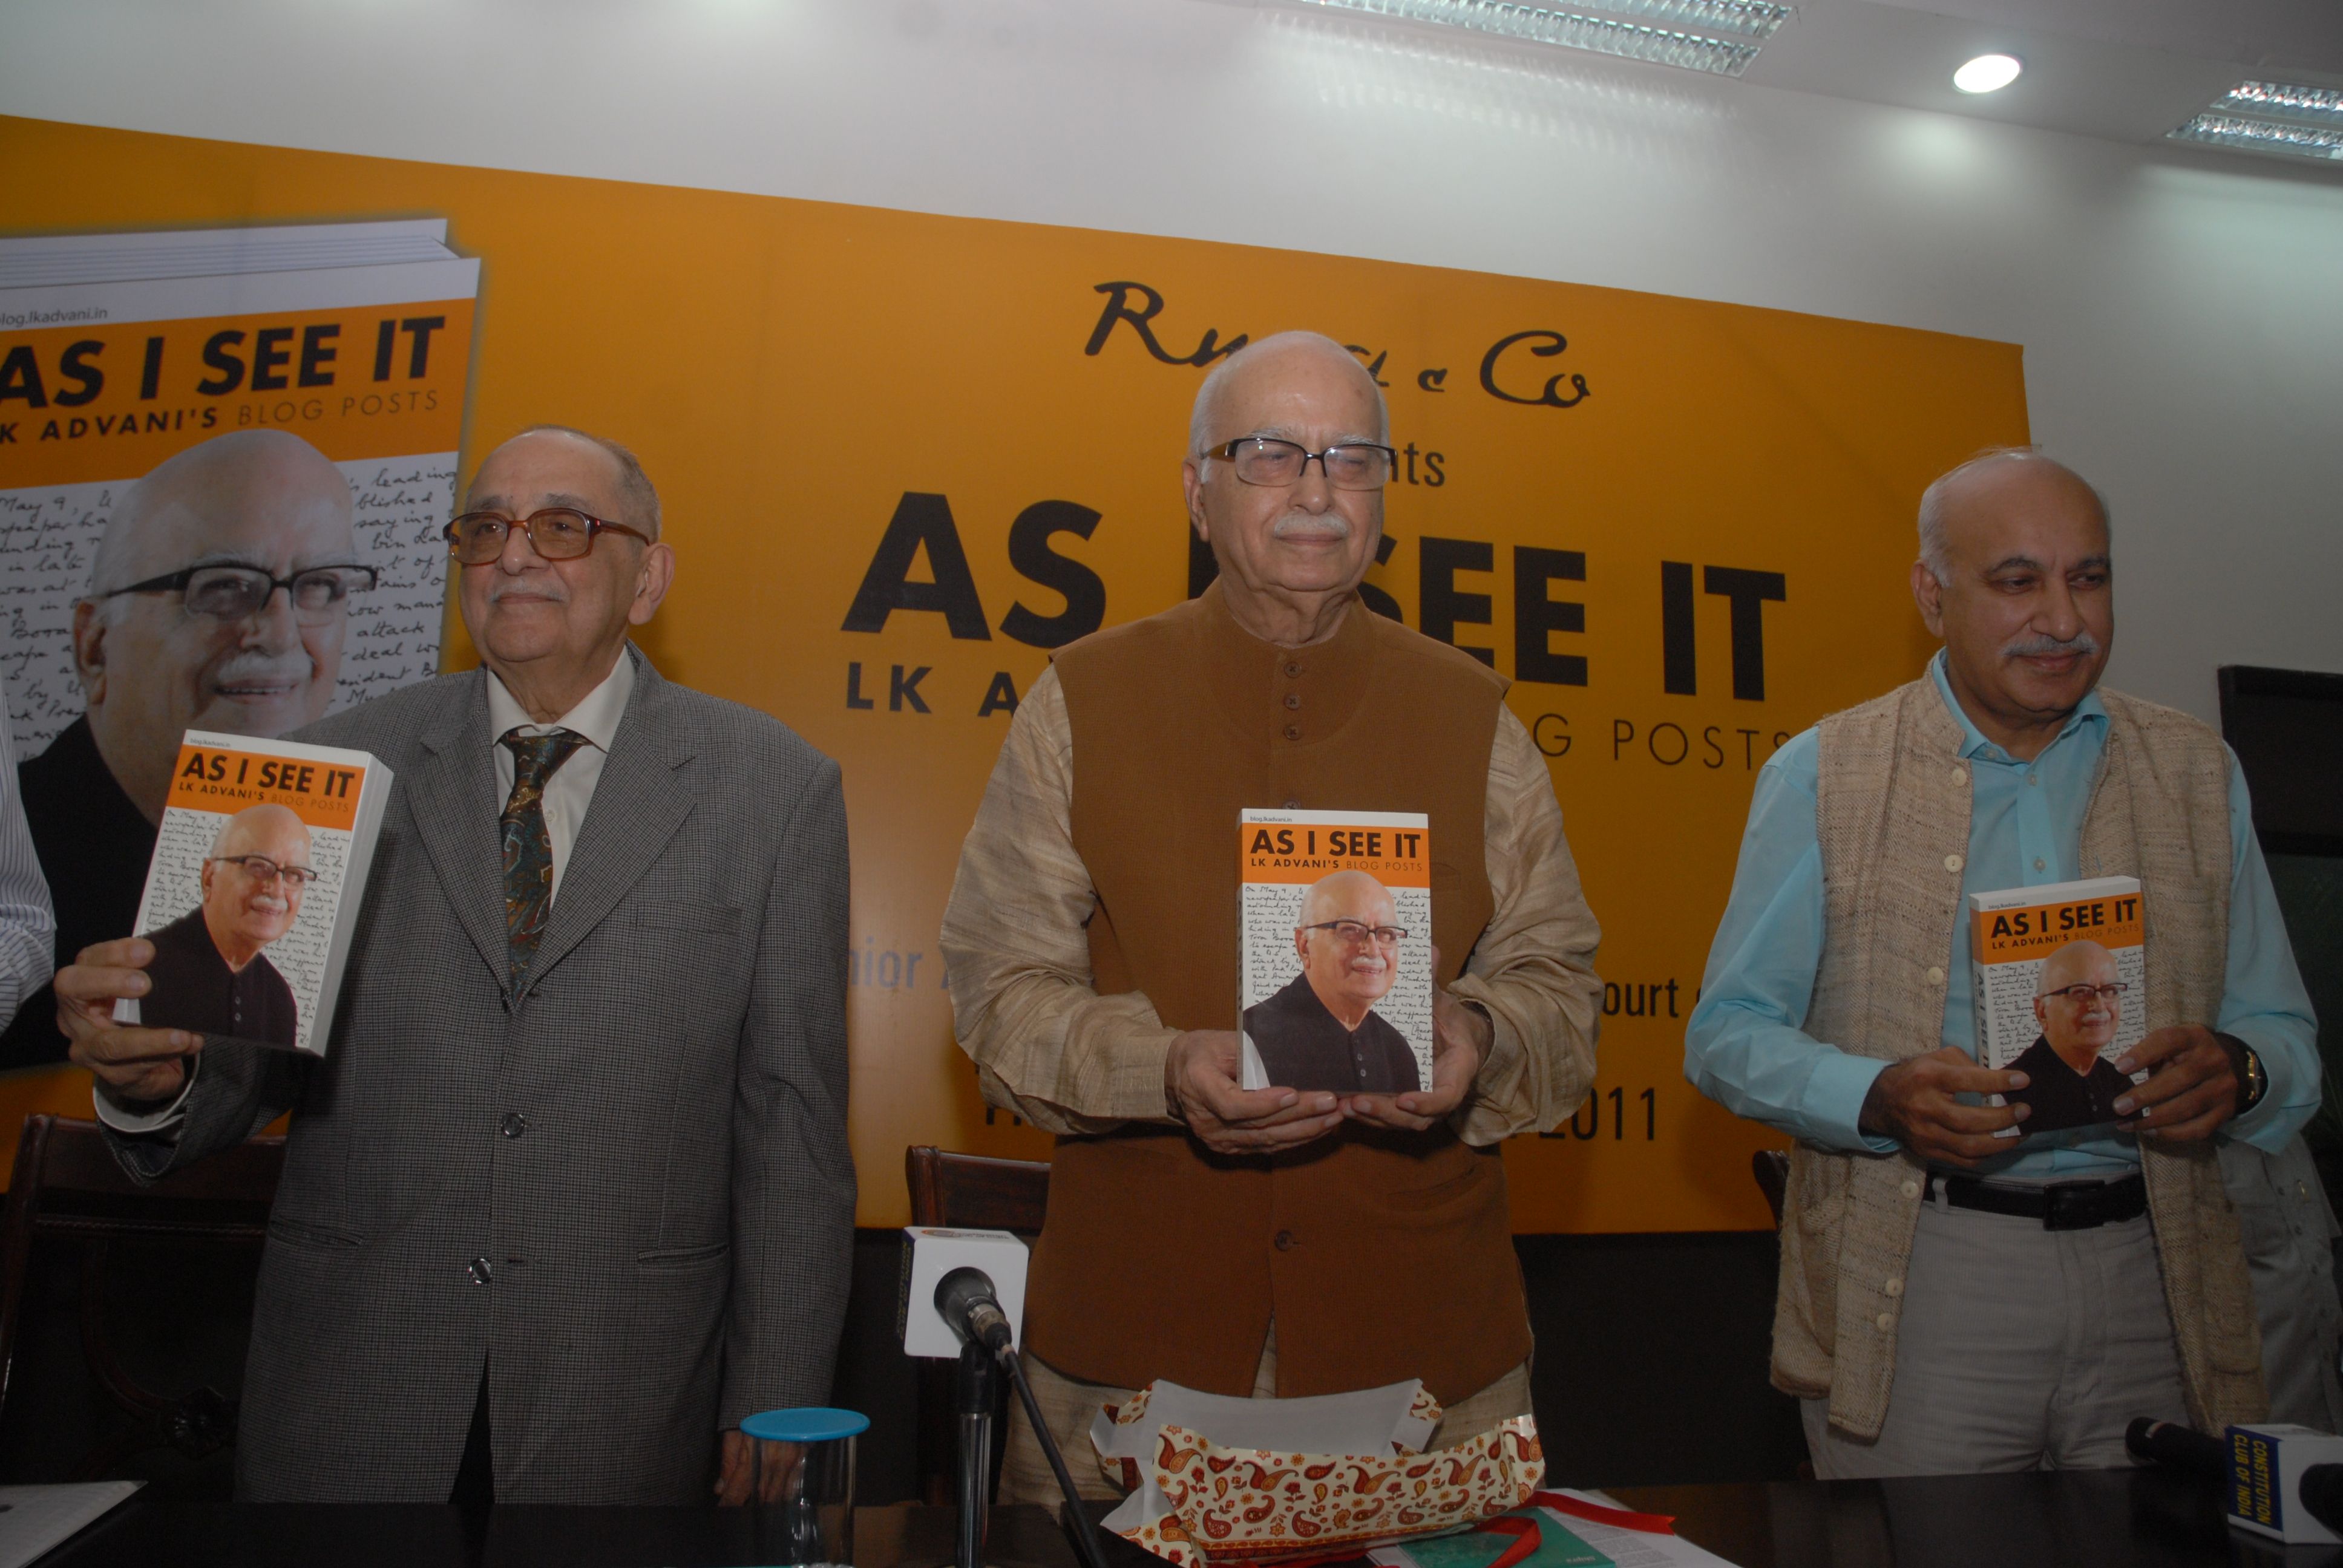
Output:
[56,426,853,1506]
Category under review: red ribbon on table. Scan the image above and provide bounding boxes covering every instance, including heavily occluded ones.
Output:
[1470,1489,1679,1568]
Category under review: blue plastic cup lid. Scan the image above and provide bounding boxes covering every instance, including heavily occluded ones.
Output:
[741,1406,870,1443]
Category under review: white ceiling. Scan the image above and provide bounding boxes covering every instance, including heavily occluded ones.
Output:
[1745,0,2343,154]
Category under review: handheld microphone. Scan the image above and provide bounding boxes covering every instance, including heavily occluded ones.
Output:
[936,1267,1014,1353]
[2300,1464,2343,1537]
[2126,1416,2226,1478]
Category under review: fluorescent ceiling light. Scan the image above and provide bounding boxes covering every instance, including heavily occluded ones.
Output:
[2169,112,2343,163]
[1951,53,2021,94]
[2169,79,2343,166]
[1289,0,1795,79]
[2212,80,2343,126]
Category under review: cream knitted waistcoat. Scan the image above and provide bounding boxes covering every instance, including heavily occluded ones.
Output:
[1774,676,2267,1439]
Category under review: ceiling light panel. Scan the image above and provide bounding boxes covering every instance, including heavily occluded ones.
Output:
[2170,79,2343,166]
[1290,0,1795,78]
[1951,53,2021,94]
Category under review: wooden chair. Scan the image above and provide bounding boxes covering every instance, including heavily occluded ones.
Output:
[1752,1149,1789,1230]
[903,1146,1051,1505]
[0,1114,284,1483]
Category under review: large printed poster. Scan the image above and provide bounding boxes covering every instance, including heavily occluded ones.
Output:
[0,116,2028,1231]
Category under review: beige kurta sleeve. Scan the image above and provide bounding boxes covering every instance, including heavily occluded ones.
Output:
[938,665,1181,1135]
[1445,705,1604,1145]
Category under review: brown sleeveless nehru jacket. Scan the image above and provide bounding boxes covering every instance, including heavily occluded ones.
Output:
[1027,582,1534,1403]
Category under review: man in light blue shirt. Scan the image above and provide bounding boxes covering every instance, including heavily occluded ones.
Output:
[1687,449,2319,1476]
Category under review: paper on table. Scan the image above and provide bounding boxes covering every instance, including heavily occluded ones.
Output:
[1092,1379,1437,1535]
[0,1481,142,1568]
[1369,1492,1740,1568]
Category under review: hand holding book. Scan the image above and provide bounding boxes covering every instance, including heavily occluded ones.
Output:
[1857,1047,2031,1168]
[1338,946,1491,1134]
[2109,1024,2247,1142]
[1165,1030,1343,1154]
[55,935,203,1108]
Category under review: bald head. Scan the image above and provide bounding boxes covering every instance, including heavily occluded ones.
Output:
[73,430,362,825]
[1294,869,1401,1030]
[2032,938,2122,1071]
[200,802,313,969]
[1190,332,1389,458]
[91,429,355,597]
[1917,448,2108,585]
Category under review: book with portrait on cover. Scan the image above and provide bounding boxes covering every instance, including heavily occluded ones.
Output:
[113,730,392,1057]
[1968,874,2146,1136]
[1238,808,1434,1096]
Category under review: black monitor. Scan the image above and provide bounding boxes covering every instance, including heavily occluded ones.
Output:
[2218,665,2343,857]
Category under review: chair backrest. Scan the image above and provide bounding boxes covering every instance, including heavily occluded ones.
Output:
[1752,1149,1789,1231]
[905,1145,1050,1235]
[903,1146,1051,1506]
[0,1114,284,1481]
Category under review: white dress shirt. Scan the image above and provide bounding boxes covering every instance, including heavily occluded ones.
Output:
[99,649,639,1134]
[487,648,635,906]
[0,709,58,1031]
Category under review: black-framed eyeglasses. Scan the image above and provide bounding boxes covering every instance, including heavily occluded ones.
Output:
[1302,919,1408,947]
[1207,437,1397,490]
[96,563,378,625]
[445,508,650,564]
[2042,982,2128,1004]
[205,854,316,892]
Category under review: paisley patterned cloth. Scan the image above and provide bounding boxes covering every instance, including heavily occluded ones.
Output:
[499,727,588,984]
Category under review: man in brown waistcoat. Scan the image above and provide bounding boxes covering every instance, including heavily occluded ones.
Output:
[941,330,1603,1504]
[1685,448,2319,1475]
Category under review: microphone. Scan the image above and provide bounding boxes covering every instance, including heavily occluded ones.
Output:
[936,1267,1014,1353]
[2301,1465,2343,1537]
[2126,1416,2226,1478]
[897,1226,1027,1358]
[2220,1422,2343,1546]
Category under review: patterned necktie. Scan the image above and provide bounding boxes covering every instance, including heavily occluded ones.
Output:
[499,727,589,984]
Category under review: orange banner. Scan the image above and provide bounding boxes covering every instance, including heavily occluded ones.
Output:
[0,116,2031,1230]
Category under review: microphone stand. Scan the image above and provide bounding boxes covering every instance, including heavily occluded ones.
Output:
[954,1339,1001,1568]
[998,1344,1111,1568]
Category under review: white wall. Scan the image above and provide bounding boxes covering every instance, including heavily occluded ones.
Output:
[3,0,2336,721]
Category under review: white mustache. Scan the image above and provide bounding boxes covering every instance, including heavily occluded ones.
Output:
[1271,511,1351,541]
[2002,629,2100,660]
[209,654,310,691]
[490,576,567,602]
[1348,954,1388,972]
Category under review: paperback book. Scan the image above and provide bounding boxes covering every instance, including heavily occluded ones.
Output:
[1968,875,2146,1136]
[1239,808,1433,1096]
[114,731,392,1057]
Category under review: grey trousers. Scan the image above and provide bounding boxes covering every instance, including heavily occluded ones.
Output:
[1001,1321,1535,1505]
[1803,1186,2187,1478]
[2222,1135,2343,1432]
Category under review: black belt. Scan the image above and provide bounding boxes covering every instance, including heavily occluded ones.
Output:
[1927,1171,2148,1231]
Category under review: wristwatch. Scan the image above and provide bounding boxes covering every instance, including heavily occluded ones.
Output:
[2218,1032,2267,1116]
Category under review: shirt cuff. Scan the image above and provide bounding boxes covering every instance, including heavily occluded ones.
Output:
[91,1065,196,1138]
[1806,1050,1899,1155]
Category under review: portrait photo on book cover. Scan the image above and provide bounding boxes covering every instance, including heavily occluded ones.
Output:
[139,803,309,1050]
[2004,938,2138,1133]
[1242,869,1421,1096]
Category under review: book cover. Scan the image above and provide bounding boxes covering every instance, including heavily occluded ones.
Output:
[114,730,392,1057]
[1239,808,1433,1096]
[1968,875,2146,1137]
[0,220,479,756]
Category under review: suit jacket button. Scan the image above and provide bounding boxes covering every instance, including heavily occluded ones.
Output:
[468,1257,494,1285]
[500,1112,529,1138]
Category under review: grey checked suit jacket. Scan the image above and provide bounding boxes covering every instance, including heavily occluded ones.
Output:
[108,648,855,1503]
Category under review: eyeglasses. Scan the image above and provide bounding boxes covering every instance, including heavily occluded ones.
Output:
[445,508,650,564]
[1207,437,1397,490]
[206,854,316,892]
[2042,982,2128,1004]
[97,564,378,625]
[1303,919,1409,948]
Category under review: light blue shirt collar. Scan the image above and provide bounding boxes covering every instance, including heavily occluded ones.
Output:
[1925,648,2105,765]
